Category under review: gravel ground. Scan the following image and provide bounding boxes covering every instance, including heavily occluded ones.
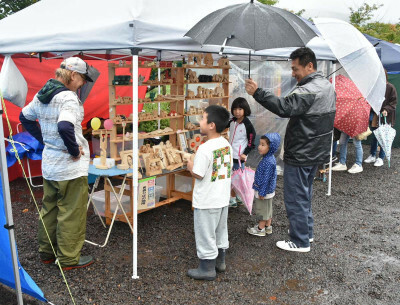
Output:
[2,145,400,305]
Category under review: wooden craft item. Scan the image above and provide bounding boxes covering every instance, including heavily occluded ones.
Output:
[196,86,203,98]
[165,148,184,171]
[177,132,188,152]
[218,57,230,67]
[117,150,133,170]
[186,89,195,99]
[213,85,224,97]
[153,144,169,169]
[176,150,195,162]
[203,53,214,66]
[145,156,163,176]
[96,130,110,169]
[188,134,207,152]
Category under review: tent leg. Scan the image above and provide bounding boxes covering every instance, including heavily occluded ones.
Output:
[0,107,24,304]
[132,51,139,280]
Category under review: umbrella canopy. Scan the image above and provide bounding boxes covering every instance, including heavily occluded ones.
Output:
[333,75,371,137]
[185,0,317,51]
[373,117,396,167]
[314,18,386,115]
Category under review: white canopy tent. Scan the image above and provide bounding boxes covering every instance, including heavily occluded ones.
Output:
[0,2,338,302]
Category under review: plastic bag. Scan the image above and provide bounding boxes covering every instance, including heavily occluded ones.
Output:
[0,56,28,107]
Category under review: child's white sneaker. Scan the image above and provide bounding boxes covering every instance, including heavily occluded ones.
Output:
[229,197,238,208]
[374,158,384,167]
[247,225,266,237]
[364,155,376,163]
[265,225,272,235]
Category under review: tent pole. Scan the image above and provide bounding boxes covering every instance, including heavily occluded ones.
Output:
[326,61,336,196]
[0,106,24,304]
[131,49,140,279]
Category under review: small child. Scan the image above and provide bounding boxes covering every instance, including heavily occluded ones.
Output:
[247,133,281,237]
[227,97,256,207]
[186,105,232,281]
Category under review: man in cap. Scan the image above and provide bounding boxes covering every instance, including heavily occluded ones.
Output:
[20,57,94,270]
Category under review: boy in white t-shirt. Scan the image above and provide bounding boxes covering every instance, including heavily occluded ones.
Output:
[186,105,232,281]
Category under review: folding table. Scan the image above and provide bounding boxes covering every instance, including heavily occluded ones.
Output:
[85,164,133,247]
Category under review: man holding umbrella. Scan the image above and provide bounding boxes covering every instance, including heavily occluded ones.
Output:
[245,47,336,252]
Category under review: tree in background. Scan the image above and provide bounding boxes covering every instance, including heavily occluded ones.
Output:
[0,0,39,20]
[349,2,400,44]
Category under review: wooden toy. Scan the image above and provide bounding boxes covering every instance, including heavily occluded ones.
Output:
[154,95,165,101]
[218,57,230,67]
[222,74,229,83]
[203,53,214,66]
[165,148,184,171]
[153,144,169,169]
[140,144,153,154]
[185,122,198,130]
[187,53,194,65]
[213,85,224,97]
[176,150,195,162]
[145,154,163,176]
[193,53,204,66]
[96,130,111,169]
[196,86,203,98]
[187,134,207,152]
[212,74,223,82]
[186,69,199,83]
[186,89,195,99]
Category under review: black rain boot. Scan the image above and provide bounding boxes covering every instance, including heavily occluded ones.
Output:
[187,259,216,281]
[215,248,226,273]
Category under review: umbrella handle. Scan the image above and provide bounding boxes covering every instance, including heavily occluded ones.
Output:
[248,51,251,79]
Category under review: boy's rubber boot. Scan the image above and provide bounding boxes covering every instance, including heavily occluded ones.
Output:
[187,259,217,281]
[215,248,226,272]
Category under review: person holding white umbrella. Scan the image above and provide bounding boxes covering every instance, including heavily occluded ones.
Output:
[245,47,336,252]
[364,70,398,167]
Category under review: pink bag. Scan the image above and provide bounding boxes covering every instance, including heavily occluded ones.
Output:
[231,147,255,214]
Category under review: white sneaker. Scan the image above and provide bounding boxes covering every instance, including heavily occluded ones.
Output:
[276,240,310,252]
[374,158,384,167]
[364,155,376,163]
[348,164,363,174]
[331,163,347,171]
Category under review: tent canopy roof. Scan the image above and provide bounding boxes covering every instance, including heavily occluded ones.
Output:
[0,0,336,60]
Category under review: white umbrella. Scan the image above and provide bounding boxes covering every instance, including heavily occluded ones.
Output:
[314,18,386,115]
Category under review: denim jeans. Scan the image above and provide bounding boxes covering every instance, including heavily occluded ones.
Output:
[284,163,318,247]
[339,133,363,166]
[370,126,386,159]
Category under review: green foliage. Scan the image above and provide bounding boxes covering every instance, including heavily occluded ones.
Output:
[257,0,279,6]
[138,101,170,132]
[349,2,400,44]
[0,0,39,20]
[349,3,383,27]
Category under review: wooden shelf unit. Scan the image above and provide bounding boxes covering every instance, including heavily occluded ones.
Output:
[102,57,230,225]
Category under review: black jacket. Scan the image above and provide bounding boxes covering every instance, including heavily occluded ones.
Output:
[253,72,336,166]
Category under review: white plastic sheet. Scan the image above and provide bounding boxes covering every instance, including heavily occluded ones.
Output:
[0,56,28,108]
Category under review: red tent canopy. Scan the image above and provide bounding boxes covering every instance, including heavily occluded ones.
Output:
[1,57,150,180]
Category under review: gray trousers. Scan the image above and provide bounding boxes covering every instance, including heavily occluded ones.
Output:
[194,207,229,259]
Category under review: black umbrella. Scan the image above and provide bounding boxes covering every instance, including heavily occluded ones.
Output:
[185,0,317,77]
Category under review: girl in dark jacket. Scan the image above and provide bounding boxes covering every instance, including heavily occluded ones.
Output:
[227,97,256,207]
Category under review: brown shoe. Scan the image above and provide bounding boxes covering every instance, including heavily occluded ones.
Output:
[61,255,94,270]
[39,252,55,264]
